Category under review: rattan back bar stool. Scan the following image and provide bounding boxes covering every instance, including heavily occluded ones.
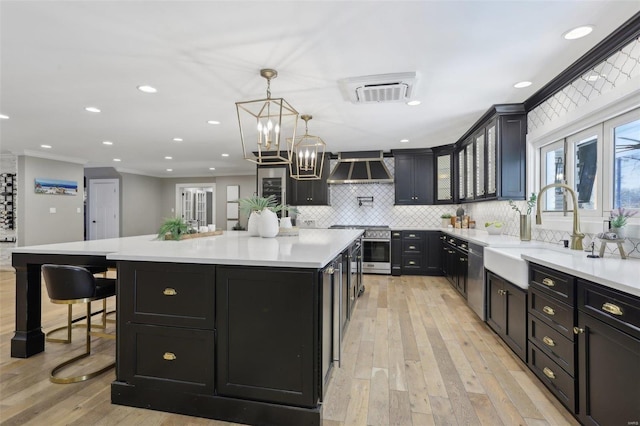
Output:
[42,264,116,384]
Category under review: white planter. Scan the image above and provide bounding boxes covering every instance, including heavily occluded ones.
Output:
[280,217,292,229]
[247,211,261,236]
[259,209,279,238]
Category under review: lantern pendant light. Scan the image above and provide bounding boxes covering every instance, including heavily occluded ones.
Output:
[236,69,298,165]
[289,115,326,180]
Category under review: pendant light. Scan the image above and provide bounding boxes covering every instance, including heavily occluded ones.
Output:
[289,115,326,180]
[236,69,298,165]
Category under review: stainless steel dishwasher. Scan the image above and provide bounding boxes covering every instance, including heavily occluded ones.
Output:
[467,243,485,321]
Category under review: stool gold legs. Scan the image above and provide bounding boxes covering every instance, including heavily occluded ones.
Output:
[50,302,115,384]
[46,298,115,343]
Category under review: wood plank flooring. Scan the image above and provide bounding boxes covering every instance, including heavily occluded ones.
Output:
[0,270,579,425]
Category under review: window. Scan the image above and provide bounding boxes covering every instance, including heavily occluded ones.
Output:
[607,112,640,209]
[538,107,640,224]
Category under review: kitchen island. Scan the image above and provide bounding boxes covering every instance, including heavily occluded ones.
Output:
[11,229,363,426]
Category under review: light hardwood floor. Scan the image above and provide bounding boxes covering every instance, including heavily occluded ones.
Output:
[0,270,578,425]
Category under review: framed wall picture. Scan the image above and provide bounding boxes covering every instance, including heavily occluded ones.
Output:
[34,178,78,195]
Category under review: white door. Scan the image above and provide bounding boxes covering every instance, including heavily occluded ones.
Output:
[89,179,119,240]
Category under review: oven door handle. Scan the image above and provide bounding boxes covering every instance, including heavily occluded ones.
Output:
[363,238,391,243]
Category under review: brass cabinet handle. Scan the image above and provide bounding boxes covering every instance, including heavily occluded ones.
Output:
[409,234,416,237]
[163,352,177,361]
[460,244,467,249]
[409,261,416,265]
[163,288,178,296]
[573,327,584,334]
[542,336,555,347]
[542,277,555,287]
[543,367,556,379]
[542,306,555,316]
[393,232,401,237]
[460,257,467,262]
[325,266,335,274]
[602,302,623,316]
[409,245,416,250]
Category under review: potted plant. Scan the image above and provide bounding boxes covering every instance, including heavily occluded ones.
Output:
[609,207,637,238]
[440,213,452,228]
[157,217,190,240]
[509,193,537,241]
[239,195,278,236]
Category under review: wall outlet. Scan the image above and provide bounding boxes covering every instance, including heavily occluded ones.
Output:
[49,207,56,213]
[77,207,81,213]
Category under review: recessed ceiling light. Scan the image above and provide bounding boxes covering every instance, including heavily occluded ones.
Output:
[207,120,220,125]
[40,144,52,149]
[102,141,113,145]
[400,139,409,143]
[513,81,532,89]
[221,153,229,157]
[164,156,173,160]
[0,114,9,119]
[173,138,183,142]
[85,106,101,113]
[137,85,157,93]
[166,168,173,172]
[209,167,216,171]
[406,100,421,106]
[113,158,121,162]
[563,25,593,40]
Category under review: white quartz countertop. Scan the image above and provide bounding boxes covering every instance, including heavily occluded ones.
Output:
[11,229,364,269]
[485,244,640,297]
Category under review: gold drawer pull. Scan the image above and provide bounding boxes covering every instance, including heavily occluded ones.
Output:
[409,245,416,250]
[409,234,416,237]
[542,306,555,316]
[393,232,401,236]
[543,367,556,379]
[602,302,623,316]
[542,278,555,287]
[163,352,177,361]
[542,336,555,347]
[163,288,178,296]
[409,261,416,265]
[573,327,584,334]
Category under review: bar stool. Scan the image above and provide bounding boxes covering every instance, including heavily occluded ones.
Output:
[45,265,115,343]
[42,264,116,384]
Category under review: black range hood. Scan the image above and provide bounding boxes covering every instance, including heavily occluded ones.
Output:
[327,151,393,184]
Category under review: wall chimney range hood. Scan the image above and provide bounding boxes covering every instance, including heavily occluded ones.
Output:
[327,151,394,184]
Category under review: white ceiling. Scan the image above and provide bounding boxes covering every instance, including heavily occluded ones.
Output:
[1,1,639,177]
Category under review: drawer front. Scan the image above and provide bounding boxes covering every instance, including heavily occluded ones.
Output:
[578,280,640,340]
[402,255,423,271]
[119,262,215,329]
[529,315,575,375]
[528,344,576,413]
[530,263,575,305]
[402,231,424,240]
[402,240,423,253]
[120,323,215,393]
[529,288,575,340]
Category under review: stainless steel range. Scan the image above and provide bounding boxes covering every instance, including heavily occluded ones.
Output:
[330,225,391,274]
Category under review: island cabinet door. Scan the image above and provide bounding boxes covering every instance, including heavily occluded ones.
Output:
[216,266,318,408]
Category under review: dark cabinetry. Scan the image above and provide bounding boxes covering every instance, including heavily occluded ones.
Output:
[527,263,577,412]
[575,280,640,425]
[454,104,526,202]
[391,231,402,276]
[288,154,330,205]
[443,236,467,297]
[486,271,527,362]
[433,146,453,204]
[394,230,442,276]
[393,149,434,205]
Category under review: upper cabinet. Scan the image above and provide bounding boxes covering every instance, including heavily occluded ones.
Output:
[454,104,527,202]
[287,153,331,206]
[392,149,434,205]
[433,146,454,204]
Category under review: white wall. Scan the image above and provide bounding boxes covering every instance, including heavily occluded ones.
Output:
[17,155,84,246]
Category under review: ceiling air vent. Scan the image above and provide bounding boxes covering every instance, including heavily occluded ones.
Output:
[339,72,418,104]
